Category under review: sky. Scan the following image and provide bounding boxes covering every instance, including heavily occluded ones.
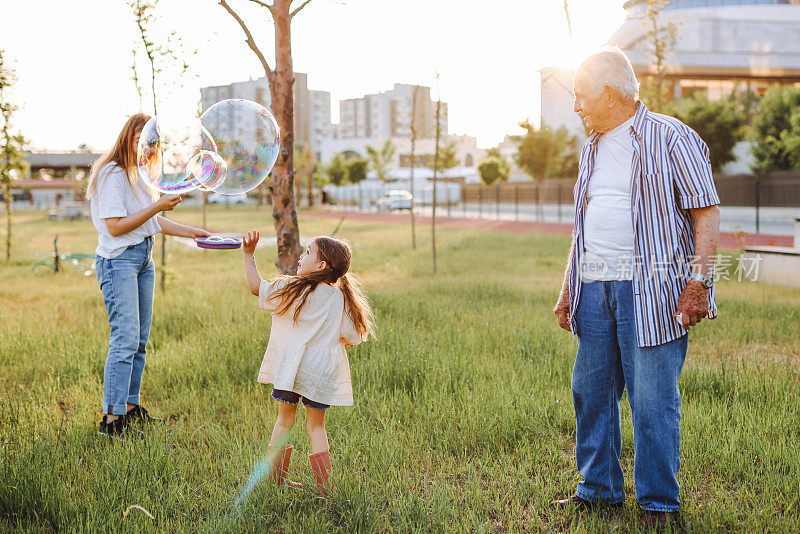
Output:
[1,0,627,153]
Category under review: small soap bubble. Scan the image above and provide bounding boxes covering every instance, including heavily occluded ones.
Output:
[137,116,195,194]
[186,150,227,191]
[137,116,226,194]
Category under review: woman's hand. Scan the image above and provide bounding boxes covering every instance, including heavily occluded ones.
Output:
[191,228,212,238]
[156,194,184,213]
[242,231,259,255]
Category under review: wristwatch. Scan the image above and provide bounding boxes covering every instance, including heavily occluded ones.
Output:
[689,272,713,289]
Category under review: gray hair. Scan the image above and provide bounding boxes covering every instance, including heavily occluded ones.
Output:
[575,46,639,102]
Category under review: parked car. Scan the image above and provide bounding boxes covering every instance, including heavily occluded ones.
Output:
[208,192,247,205]
[376,190,413,211]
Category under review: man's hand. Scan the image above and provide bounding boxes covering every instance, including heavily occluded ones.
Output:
[675,280,709,329]
[553,292,572,332]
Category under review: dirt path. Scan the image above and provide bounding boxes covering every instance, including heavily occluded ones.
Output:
[300,210,793,249]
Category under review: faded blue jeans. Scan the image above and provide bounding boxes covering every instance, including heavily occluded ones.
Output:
[572,280,688,512]
[95,237,155,416]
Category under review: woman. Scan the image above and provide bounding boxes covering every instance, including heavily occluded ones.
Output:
[87,113,210,439]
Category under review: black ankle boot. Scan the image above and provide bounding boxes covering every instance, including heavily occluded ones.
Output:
[126,405,162,425]
[98,415,144,441]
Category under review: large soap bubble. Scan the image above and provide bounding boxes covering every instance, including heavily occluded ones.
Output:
[137,116,225,194]
[186,150,227,191]
[200,99,280,195]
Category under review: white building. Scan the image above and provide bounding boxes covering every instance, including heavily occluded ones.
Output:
[543,0,800,122]
[200,73,332,159]
[541,0,800,171]
[338,84,448,141]
[539,67,586,136]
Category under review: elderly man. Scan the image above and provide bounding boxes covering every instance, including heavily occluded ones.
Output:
[552,47,720,528]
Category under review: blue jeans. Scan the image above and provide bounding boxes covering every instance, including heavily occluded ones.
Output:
[572,280,688,512]
[95,237,155,416]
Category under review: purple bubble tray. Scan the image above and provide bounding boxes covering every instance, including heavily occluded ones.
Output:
[195,236,242,250]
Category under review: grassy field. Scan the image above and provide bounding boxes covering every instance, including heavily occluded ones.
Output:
[1,205,799,532]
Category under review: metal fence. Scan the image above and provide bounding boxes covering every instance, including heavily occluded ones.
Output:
[714,173,800,208]
[326,179,576,224]
[323,173,800,232]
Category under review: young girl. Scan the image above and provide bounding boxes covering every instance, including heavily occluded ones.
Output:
[87,113,211,439]
[242,231,374,495]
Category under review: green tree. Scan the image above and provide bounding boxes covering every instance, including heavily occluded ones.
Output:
[514,121,579,220]
[750,85,800,173]
[477,157,508,186]
[345,158,369,184]
[782,110,800,169]
[311,161,327,188]
[365,140,396,183]
[430,140,458,173]
[484,146,511,177]
[513,121,579,181]
[326,154,347,186]
[0,50,29,262]
[672,94,746,173]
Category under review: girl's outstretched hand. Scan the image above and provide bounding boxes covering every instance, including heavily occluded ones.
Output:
[242,231,259,255]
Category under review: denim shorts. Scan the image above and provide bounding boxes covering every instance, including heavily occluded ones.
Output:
[271,389,330,410]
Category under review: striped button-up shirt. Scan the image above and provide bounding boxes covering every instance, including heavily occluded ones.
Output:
[568,102,720,348]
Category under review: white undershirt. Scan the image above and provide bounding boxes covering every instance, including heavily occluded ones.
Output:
[581,115,636,281]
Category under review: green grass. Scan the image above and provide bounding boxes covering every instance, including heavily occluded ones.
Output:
[1,205,799,532]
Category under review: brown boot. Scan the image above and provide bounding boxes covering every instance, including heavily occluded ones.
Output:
[268,445,302,489]
[552,495,623,511]
[309,450,333,496]
[640,510,680,531]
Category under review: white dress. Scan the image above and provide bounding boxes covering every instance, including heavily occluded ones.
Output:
[256,278,363,406]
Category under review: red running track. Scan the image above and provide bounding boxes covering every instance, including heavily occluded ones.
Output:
[300,210,793,250]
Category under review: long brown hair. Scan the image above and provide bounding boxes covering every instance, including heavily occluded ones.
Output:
[269,236,375,339]
[86,113,151,199]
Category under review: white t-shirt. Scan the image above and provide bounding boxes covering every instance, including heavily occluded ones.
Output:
[90,163,161,259]
[582,115,636,281]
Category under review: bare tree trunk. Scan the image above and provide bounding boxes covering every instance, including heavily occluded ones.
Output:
[431,98,441,274]
[220,0,305,274]
[133,1,170,291]
[202,191,207,229]
[268,5,301,273]
[131,47,143,112]
[651,12,663,112]
[3,182,10,262]
[307,162,314,208]
[409,88,418,250]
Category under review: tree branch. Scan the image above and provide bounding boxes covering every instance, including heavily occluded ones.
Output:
[219,0,273,76]
[289,0,313,18]
[248,0,274,12]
